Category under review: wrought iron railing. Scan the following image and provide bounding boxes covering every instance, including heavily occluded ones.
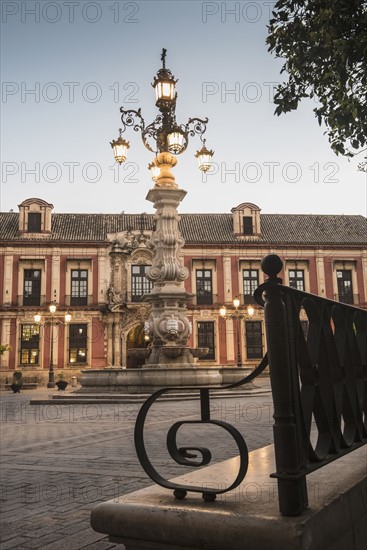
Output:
[254,254,367,515]
[134,355,268,502]
[133,254,366,516]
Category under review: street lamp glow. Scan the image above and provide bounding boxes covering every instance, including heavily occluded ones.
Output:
[110,130,130,164]
[195,140,214,172]
[111,49,213,172]
[65,311,72,323]
[167,127,185,154]
[154,78,176,102]
[233,298,240,309]
[148,161,160,182]
[247,306,255,317]
[220,305,227,317]
[49,304,57,315]
[34,312,41,324]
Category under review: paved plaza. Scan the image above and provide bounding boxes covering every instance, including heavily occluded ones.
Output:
[0,381,274,549]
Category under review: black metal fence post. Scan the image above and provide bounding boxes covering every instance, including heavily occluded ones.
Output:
[260,255,308,515]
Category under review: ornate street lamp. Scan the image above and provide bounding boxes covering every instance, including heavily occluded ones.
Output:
[110,50,214,367]
[220,299,254,368]
[110,49,214,170]
[34,304,71,388]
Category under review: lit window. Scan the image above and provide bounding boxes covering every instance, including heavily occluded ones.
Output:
[20,324,40,365]
[69,324,87,363]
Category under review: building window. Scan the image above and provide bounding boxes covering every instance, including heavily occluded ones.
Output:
[289,269,305,291]
[196,269,213,305]
[245,321,263,359]
[243,216,253,235]
[20,324,40,365]
[71,270,88,306]
[131,265,153,302]
[336,270,353,304]
[69,324,87,363]
[28,212,41,232]
[197,322,215,360]
[243,269,259,304]
[23,269,41,306]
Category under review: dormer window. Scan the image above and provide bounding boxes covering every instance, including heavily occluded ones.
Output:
[28,212,41,233]
[231,202,261,240]
[18,198,53,234]
[243,216,253,235]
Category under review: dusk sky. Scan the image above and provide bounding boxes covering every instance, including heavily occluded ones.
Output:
[1,0,366,216]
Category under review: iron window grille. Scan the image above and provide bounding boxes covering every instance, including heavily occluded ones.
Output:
[131,265,153,301]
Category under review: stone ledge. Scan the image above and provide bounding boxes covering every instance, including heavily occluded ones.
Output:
[91,445,367,550]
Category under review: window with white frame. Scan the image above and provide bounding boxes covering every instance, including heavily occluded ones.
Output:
[20,324,40,365]
[289,269,305,291]
[242,269,259,304]
[71,269,88,306]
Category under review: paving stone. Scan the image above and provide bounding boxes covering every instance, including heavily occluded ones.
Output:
[0,386,273,549]
[0,536,32,549]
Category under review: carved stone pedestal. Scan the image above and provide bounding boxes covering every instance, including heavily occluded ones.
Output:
[143,165,200,368]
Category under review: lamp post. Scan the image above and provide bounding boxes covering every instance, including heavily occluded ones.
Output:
[110,50,214,366]
[34,304,71,388]
[220,299,254,368]
[110,48,214,173]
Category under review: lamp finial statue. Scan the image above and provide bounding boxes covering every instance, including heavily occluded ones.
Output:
[161,48,167,69]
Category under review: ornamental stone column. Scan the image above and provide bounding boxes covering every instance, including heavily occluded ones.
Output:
[143,152,195,367]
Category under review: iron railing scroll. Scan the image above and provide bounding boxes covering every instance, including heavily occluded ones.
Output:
[134,356,269,502]
[254,254,366,516]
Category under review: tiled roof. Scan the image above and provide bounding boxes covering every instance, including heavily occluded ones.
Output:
[0,212,366,246]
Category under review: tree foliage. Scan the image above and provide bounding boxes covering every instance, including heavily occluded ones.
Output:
[267,0,367,157]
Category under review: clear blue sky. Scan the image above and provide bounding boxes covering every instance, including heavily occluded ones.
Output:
[1,0,366,215]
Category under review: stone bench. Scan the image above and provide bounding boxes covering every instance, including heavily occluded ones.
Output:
[91,444,367,550]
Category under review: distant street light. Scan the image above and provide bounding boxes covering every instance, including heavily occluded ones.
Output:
[220,299,254,368]
[34,304,71,388]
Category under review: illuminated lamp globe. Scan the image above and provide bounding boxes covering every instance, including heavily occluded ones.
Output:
[110,130,130,164]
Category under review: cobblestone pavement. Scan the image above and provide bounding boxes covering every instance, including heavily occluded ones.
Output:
[0,381,274,549]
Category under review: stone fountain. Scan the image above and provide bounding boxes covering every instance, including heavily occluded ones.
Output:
[79,154,247,393]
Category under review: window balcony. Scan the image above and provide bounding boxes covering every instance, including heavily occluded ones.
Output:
[190,294,219,306]
[239,293,257,305]
[19,295,46,307]
[64,295,94,306]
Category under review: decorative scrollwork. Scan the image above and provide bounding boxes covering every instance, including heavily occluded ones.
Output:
[119,108,145,134]
[134,356,268,501]
[184,117,208,138]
